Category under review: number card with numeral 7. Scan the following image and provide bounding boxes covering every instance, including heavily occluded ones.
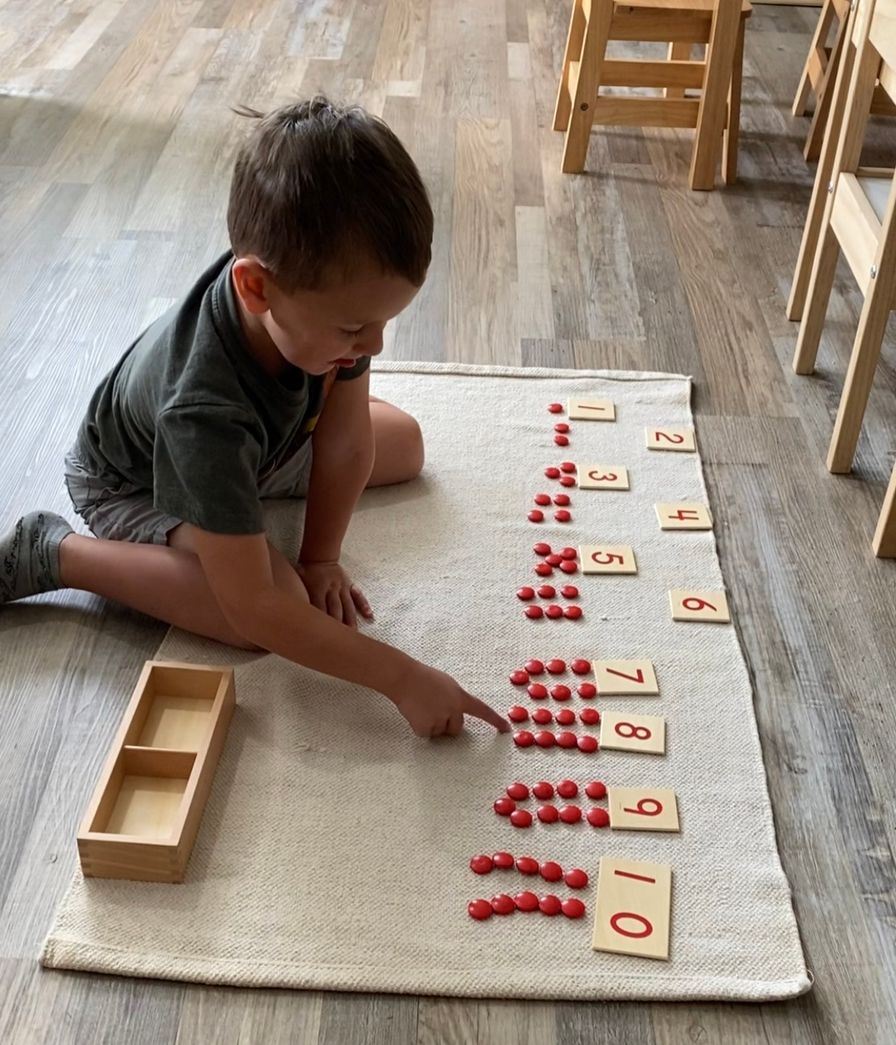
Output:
[593,659,658,695]
[600,711,666,754]
[669,589,730,623]
[568,398,615,421]
[655,503,712,530]
[593,856,672,960]
[577,465,630,491]
[608,787,680,832]
[580,545,637,574]
[645,427,696,452]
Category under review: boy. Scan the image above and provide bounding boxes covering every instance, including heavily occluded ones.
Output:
[1,97,508,740]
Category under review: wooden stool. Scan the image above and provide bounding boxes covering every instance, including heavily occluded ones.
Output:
[792,0,896,553]
[792,0,853,161]
[553,0,752,190]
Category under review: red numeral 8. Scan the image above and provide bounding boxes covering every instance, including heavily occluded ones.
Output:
[615,721,651,740]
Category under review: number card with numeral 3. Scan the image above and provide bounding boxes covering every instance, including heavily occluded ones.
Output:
[608,787,680,832]
[580,545,638,574]
[593,659,658,695]
[568,398,616,421]
[645,427,696,452]
[669,589,730,623]
[593,857,672,960]
[577,465,630,491]
[600,711,666,754]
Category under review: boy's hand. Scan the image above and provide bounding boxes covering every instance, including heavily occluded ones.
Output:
[296,560,373,628]
[388,662,511,738]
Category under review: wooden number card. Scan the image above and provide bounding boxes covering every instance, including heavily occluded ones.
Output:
[645,427,696,452]
[593,659,658,695]
[578,465,630,491]
[568,398,616,421]
[655,503,712,530]
[593,856,672,960]
[669,589,730,623]
[600,711,666,754]
[580,545,637,574]
[608,787,680,832]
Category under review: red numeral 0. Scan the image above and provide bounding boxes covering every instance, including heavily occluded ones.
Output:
[610,911,653,938]
[622,798,663,817]
[615,721,651,741]
[592,550,624,565]
[655,431,683,444]
[683,596,716,612]
[588,470,617,483]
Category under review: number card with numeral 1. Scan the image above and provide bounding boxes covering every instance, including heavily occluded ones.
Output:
[600,711,666,754]
[608,787,680,832]
[577,465,630,491]
[593,856,672,960]
[568,398,616,421]
[580,545,638,574]
[655,503,712,530]
[593,659,658,695]
[645,426,696,452]
[669,589,730,623]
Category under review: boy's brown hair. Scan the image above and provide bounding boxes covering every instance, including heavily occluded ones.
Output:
[227,97,433,291]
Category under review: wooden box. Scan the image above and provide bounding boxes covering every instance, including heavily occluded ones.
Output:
[77,660,235,883]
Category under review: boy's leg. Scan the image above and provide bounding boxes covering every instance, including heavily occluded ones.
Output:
[367,397,424,488]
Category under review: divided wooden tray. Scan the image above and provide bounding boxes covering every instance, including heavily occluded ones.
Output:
[77,660,235,883]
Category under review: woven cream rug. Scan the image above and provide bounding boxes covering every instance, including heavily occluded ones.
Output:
[42,362,810,1001]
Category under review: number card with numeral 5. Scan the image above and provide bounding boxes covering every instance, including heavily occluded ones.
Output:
[593,856,672,960]
[600,711,666,754]
[608,787,680,832]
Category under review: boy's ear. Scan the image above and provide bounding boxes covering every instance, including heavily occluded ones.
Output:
[232,257,272,315]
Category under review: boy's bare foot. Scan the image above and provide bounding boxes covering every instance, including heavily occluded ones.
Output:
[0,511,73,603]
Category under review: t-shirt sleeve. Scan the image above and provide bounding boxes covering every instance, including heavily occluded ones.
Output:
[154,404,265,534]
[334,355,371,381]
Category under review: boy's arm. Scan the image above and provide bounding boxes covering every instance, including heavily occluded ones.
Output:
[299,368,373,565]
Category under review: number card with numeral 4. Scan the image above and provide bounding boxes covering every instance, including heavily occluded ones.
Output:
[645,427,696,452]
[669,589,730,623]
[600,711,666,754]
[568,398,616,421]
[655,503,712,530]
[580,545,638,574]
[593,659,658,695]
[577,465,630,491]
[593,856,672,960]
[608,787,680,832]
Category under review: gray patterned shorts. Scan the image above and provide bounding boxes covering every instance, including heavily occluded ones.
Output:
[63,443,313,545]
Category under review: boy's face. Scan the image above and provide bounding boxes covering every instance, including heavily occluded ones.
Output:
[233,257,421,376]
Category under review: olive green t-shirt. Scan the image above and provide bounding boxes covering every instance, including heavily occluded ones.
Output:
[73,252,370,534]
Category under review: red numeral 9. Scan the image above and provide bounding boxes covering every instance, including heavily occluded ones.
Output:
[683,596,716,611]
[622,798,663,817]
[610,911,653,938]
[655,431,683,444]
[592,550,624,565]
[615,721,651,740]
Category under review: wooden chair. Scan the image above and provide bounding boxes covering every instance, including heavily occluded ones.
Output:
[791,0,896,556]
[553,0,752,190]
[792,0,853,161]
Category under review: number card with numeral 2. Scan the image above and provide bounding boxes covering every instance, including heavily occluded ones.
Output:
[593,856,672,960]
[608,787,680,832]
[600,711,666,754]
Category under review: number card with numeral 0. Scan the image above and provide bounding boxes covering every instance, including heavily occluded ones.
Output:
[608,787,680,832]
[568,398,615,421]
[577,465,630,491]
[593,659,658,695]
[669,589,730,623]
[645,426,696,452]
[655,503,712,530]
[600,711,666,754]
[592,856,672,960]
[580,545,638,574]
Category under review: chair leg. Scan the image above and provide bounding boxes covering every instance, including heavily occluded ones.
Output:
[690,0,742,191]
[792,0,835,117]
[803,9,850,161]
[872,462,896,558]
[554,0,587,132]
[793,223,840,374]
[666,41,691,100]
[722,18,745,186]
[826,275,894,473]
[560,0,613,173]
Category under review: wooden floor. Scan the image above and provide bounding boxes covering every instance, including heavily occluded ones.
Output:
[1,1,895,1042]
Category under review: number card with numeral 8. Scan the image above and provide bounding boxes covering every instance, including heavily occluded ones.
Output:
[593,659,658,695]
[608,787,680,832]
[645,426,696,452]
[568,398,616,421]
[669,589,730,623]
[577,465,630,491]
[593,856,672,960]
[600,711,666,754]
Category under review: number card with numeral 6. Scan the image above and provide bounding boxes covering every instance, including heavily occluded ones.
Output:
[593,856,672,960]
[568,398,616,421]
[577,465,630,491]
[593,659,658,695]
[645,427,696,452]
[669,589,730,623]
[608,787,680,832]
[600,711,666,754]
[580,545,638,574]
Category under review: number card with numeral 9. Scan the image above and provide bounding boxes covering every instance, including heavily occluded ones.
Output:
[568,398,616,421]
[645,426,696,452]
[669,589,730,623]
[593,856,672,960]
[577,465,630,491]
[580,545,638,574]
[600,711,666,754]
[593,659,658,695]
[608,787,680,832]
[655,503,712,530]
